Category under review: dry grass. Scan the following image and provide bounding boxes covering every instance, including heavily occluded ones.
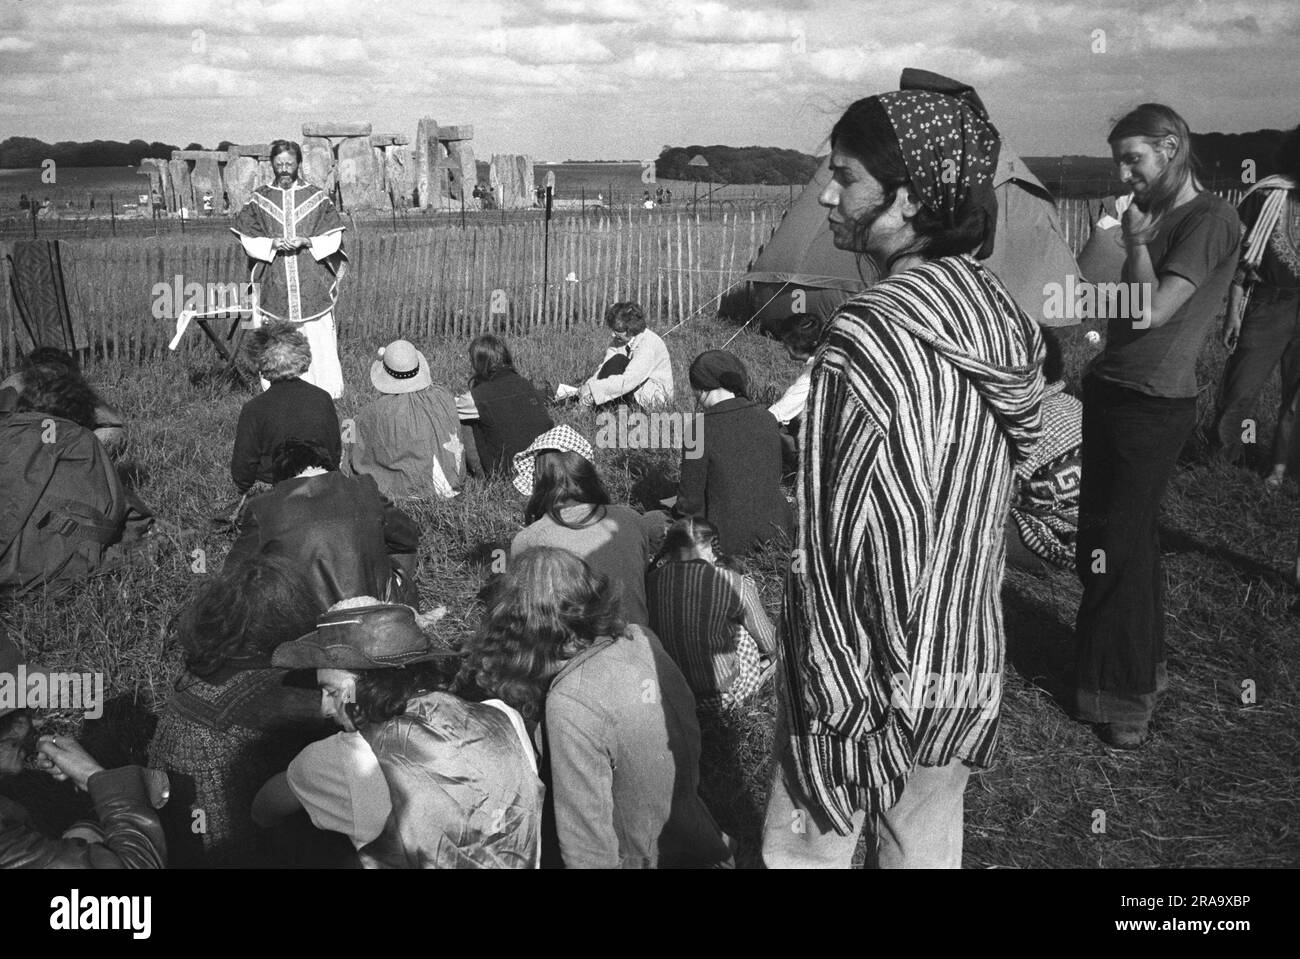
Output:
[3,312,1298,868]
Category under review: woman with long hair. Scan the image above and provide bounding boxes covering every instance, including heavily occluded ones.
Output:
[455,333,553,476]
[463,546,730,868]
[1074,103,1240,749]
[764,84,1044,868]
[147,554,336,866]
[510,426,665,626]
[646,517,777,712]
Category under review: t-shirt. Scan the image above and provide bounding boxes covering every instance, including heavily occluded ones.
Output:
[1090,191,1241,398]
[511,504,665,626]
[286,730,392,849]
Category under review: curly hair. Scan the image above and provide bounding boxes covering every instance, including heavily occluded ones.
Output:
[15,367,97,429]
[271,438,338,483]
[345,661,461,727]
[177,554,324,679]
[604,301,647,335]
[246,321,311,381]
[460,547,626,723]
[781,316,822,359]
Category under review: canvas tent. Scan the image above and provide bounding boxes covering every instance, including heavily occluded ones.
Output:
[745,69,1081,333]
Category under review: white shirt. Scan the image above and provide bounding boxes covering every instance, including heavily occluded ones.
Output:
[768,357,814,426]
[585,328,674,408]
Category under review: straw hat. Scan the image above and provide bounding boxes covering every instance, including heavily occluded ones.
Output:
[370,340,432,394]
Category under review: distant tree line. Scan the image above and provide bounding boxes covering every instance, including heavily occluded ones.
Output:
[654,145,822,185]
[0,137,193,169]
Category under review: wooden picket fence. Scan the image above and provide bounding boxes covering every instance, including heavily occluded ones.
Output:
[1,210,780,369]
[0,192,1247,370]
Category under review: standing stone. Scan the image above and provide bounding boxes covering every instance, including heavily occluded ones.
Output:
[224,152,261,210]
[490,154,535,210]
[415,117,439,209]
[168,157,193,214]
[337,134,388,211]
[446,140,479,209]
[301,136,335,192]
[385,146,415,208]
[189,152,224,213]
[140,158,172,211]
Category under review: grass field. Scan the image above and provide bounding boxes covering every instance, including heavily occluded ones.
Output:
[2,311,1298,869]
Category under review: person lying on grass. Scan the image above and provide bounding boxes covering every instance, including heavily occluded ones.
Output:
[647,517,778,715]
[253,598,542,868]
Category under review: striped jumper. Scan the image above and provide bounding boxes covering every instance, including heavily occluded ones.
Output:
[779,254,1044,834]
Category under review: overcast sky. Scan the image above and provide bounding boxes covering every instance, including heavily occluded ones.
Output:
[1,0,1295,160]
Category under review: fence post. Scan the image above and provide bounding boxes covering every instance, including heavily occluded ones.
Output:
[110,194,116,236]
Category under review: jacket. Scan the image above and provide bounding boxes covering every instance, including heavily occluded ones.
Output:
[466,370,554,475]
[226,471,419,610]
[230,377,342,493]
[544,625,730,868]
[675,397,793,555]
[0,412,152,596]
[359,691,543,868]
[0,766,166,868]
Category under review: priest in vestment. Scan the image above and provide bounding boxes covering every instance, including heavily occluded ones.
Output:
[232,139,348,398]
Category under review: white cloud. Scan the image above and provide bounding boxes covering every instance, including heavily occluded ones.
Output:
[0,35,36,52]
[498,23,615,65]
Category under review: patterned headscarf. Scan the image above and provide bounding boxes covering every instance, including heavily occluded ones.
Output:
[875,88,1001,259]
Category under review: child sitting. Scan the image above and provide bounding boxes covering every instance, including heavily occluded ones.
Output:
[646,517,777,713]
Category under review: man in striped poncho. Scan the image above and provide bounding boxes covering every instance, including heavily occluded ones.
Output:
[762,83,1044,868]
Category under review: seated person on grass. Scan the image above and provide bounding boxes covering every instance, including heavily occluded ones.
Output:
[674,350,793,556]
[455,334,554,478]
[148,554,341,867]
[227,438,421,609]
[231,322,341,496]
[253,598,543,869]
[554,302,674,409]
[0,347,129,459]
[344,339,465,500]
[0,365,153,596]
[647,517,778,714]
